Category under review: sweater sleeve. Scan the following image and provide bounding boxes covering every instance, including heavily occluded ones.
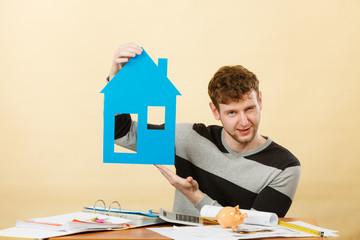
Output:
[114,114,132,139]
[194,194,222,212]
[113,114,138,152]
[251,165,301,217]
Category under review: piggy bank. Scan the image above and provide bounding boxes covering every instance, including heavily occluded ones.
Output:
[216,205,247,230]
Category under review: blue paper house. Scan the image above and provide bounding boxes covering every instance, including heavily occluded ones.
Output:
[100,48,181,165]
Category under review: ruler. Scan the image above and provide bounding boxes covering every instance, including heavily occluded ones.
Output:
[278,221,324,237]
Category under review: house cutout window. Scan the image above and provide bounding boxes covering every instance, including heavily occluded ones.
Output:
[114,114,138,153]
[147,106,165,130]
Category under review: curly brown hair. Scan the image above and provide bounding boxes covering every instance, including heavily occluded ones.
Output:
[208,65,259,110]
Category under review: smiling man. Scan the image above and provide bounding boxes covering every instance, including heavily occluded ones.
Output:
[209,82,264,152]
[110,43,301,217]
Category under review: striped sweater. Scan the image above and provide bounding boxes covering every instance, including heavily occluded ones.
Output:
[114,115,301,217]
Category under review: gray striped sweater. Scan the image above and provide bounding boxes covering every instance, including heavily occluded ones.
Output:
[114,115,301,217]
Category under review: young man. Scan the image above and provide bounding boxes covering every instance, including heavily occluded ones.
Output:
[109,43,301,217]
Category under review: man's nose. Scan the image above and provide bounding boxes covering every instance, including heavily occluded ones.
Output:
[238,113,249,126]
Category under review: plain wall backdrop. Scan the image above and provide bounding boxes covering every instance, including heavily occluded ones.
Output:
[1,0,359,239]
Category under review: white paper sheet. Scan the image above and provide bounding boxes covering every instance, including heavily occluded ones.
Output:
[149,222,339,240]
[0,227,72,239]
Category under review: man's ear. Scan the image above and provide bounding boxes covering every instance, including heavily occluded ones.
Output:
[209,102,220,120]
[258,91,263,110]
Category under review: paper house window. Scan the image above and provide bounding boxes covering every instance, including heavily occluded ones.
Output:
[114,113,138,154]
[147,106,165,130]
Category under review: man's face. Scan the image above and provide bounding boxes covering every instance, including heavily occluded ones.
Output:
[210,90,263,151]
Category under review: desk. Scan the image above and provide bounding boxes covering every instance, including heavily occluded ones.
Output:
[50,218,326,240]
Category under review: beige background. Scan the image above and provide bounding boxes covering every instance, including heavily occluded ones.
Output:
[1,0,359,239]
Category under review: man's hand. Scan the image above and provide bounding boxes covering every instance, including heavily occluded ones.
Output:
[108,43,143,81]
[155,165,204,205]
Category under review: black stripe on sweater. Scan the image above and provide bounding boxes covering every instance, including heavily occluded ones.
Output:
[192,123,228,153]
[114,114,132,139]
[246,142,300,170]
[251,186,292,217]
[175,156,256,209]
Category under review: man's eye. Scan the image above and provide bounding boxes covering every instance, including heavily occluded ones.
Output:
[228,111,235,115]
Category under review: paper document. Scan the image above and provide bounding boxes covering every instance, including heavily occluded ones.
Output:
[149,222,339,240]
[0,211,132,239]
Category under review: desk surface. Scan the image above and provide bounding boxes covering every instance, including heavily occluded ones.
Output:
[50,218,325,240]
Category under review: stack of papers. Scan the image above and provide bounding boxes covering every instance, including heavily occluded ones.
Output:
[155,206,338,239]
[0,211,164,239]
[0,212,132,239]
[149,221,338,240]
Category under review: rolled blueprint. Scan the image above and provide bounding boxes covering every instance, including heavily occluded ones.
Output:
[200,205,278,226]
